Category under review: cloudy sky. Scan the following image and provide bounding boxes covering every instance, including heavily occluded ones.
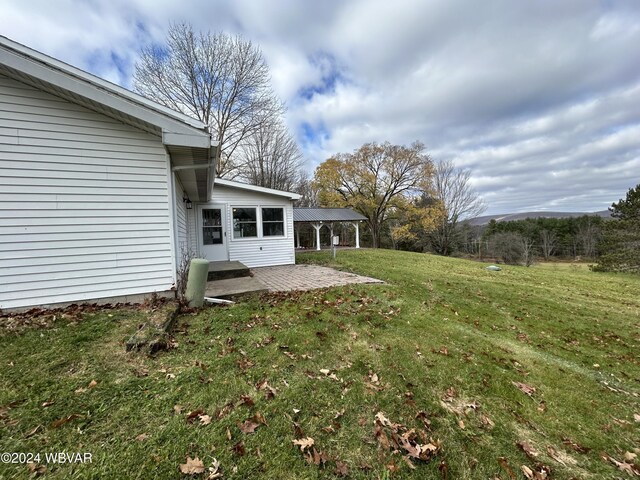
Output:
[2,0,639,214]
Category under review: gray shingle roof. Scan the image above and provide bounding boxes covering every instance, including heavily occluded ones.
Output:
[293,208,367,222]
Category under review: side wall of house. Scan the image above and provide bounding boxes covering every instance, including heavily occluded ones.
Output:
[191,185,295,267]
[0,73,176,309]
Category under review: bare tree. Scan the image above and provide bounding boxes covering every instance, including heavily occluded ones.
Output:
[294,172,319,207]
[429,159,486,255]
[134,23,284,177]
[521,236,536,267]
[539,229,557,260]
[238,120,304,191]
[576,217,600,259]
[488,232,524,264]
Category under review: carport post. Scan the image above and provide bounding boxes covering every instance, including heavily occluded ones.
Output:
[353,222,360,248]
[296,226,301,248]
[312,222,322,251]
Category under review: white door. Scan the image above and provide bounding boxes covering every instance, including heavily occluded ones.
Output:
[198,205,228,261]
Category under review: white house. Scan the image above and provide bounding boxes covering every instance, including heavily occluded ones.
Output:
[0,36,299,311]
[190,179,299,267]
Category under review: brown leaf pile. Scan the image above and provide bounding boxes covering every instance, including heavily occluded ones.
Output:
[374,412,440,467]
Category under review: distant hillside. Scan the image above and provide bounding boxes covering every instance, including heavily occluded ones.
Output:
[466,210,611,226]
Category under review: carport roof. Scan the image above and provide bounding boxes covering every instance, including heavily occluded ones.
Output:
[293,208,366,222]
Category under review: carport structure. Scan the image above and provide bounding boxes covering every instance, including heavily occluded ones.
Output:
[293,208,367,250]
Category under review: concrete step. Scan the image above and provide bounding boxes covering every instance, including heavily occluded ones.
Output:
[207,261,251,281]
[205,276,269,299]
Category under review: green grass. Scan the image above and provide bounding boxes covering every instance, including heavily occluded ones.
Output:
[1,249,639,479]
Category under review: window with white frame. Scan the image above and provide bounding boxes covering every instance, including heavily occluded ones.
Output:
[262,207,285,236]
[232,207,257,238]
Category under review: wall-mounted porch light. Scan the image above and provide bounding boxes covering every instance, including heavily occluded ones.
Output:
[183,194,193,210]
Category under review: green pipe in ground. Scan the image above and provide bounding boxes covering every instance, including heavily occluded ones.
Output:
[185,258,209,308]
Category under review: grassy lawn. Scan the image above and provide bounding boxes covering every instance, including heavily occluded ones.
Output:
[1,249,639,479]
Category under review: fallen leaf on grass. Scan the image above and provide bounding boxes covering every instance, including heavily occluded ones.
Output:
[256,379,277,399]
[416,411,432,429]
[186,409,205,423]
[306,448,329,466]
[207,458,223,479]
[546,445,575,466]
[237,358,254,371]
[26,463,46,475]
[179,456,205,475]
[173,404,183,415]
[135,433,150,441]
[199,414,212,426]
[239,420,260,434]
[439,459,449,478]
[335,461,349,477]
[88,379,97,389]
[50,414,81,429]
[374,412,440,464]
[74,387,87,394]
[239,413,266,434]
[517,441,539,459]
[561,437,591,454]
[442,387,457,402]
[132,367,149,377]
[216,402,235,419]
[375,411,392,427]
[238,395,254,407]
[291,420,305,438]
[624,452,637,462]
[480,413,495,428]
[283,351,297,360]
[24,425,42,438]
[41,400,55,407]
[634,413,640,423]
[387,462,401,473]
[231,441,246,456]
[292,437,315,452]
[498,457,517,480]
[521,465,534,479]
[512,381,536,396]
[603,453,640,476]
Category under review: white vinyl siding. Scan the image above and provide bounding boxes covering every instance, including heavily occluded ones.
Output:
[0,74,175,309]
[187,207,198,255]
[192,185,295,267]
[174,175,188,254]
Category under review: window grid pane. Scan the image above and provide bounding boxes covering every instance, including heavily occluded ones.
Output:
[202,208,223,245]
[262,208,284,237]
[233,207,258,238]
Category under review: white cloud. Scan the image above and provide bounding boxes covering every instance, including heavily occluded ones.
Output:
[1,0,639,214]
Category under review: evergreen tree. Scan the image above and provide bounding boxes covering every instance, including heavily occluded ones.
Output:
[593,184,640,273]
